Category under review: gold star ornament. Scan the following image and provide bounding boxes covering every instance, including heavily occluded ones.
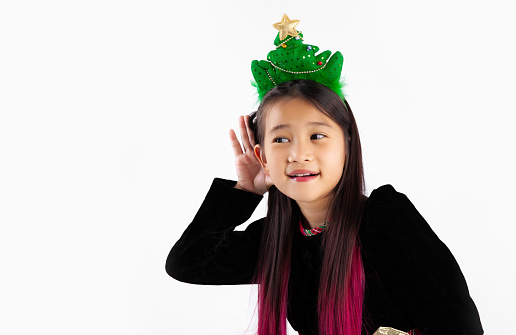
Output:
[272,14,300,40]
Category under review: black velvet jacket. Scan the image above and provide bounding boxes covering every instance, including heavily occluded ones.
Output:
[166,178,483,335]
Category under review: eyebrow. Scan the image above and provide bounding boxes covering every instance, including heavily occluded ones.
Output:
[269,121,333,134]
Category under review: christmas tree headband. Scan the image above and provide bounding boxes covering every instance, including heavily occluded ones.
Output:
[251,14,345,102]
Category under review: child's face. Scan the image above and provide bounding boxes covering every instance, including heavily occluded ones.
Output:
[254,98,346,207]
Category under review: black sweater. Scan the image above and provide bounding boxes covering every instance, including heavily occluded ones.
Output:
[166,178,483,335]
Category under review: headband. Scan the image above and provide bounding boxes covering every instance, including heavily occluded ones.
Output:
[251,14,345,101]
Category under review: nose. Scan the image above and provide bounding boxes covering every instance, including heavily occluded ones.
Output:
[288,138,313,162]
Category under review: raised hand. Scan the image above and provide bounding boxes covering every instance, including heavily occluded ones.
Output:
[229,115,273,195]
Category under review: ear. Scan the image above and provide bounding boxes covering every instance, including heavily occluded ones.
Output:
[254,144,269,174]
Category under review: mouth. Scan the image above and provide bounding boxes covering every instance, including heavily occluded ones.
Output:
[288,172,319,177]
[288,172,320,182]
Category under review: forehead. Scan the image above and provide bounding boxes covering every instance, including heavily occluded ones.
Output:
[264,98,336,130]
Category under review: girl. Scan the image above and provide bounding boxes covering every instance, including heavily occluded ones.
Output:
[166,16,483,334]
[165,80,482,335]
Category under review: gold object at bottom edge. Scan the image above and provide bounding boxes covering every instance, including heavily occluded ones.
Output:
[373,327,410,335]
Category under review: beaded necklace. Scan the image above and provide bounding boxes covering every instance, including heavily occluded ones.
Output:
[299,219,329,236]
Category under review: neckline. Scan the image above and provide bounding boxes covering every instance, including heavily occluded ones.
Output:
[299,220,328,236]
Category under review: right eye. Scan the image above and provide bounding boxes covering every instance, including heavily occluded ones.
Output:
[273,137,289,143]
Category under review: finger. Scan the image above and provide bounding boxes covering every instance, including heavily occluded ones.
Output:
[244,115,256,148]
[239,115,253,153]
[229,128,243,157]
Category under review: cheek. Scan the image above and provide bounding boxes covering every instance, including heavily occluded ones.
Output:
[326,146,346,172]
[265,151,286,177]
[268,155,282,171]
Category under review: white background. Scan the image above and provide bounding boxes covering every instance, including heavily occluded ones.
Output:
[1,0,515,334]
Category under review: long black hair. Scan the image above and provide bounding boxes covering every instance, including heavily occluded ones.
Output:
[249,79,367,335]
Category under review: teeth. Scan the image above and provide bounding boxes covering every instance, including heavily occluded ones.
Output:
[292,173,313,177]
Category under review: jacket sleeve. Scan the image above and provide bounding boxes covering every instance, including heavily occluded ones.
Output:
[165,178,264,285]
[361,185,483,335]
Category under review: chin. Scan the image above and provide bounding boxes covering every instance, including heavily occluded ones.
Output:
[280,189,321,203]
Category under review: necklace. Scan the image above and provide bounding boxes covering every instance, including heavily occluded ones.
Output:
[299,219,329,236]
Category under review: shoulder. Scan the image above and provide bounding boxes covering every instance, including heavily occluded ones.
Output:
[359,186,484,333]
[360,184,439,247]
[365,184,411,209]
[363,184,414,226]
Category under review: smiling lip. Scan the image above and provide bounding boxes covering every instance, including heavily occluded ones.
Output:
[288,169,320,182]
